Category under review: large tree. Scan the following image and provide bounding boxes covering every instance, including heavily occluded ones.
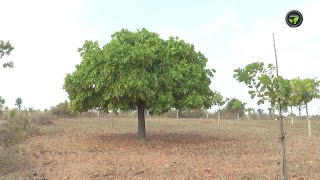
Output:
[64,28,215,140]
[0,40,14,68]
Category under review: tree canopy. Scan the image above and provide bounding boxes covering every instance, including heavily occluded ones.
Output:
[212,91,228,111]
[233,62,292,119]
[64,28,215,140]
[290,77,320,116]
[0,40,14,68]
[225,98,246,117]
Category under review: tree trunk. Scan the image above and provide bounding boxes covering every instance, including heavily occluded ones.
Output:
[308,119,311,139]
[272,107,275,120]
[218,104,221,126]
[237,112,239,122]
[273,33,287,179]
[206,110,208,119]
[290,106,293,125]
[277,100,287,179]
[298,105,302,118]
[138,101,146,141]
[306,103,311,138]
[176,108,179,119]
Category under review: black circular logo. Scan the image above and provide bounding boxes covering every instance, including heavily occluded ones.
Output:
[285,10,303,28]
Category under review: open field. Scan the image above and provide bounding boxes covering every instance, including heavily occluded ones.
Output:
[1,117,320,179]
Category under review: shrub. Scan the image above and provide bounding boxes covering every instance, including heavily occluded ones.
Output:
[34,113,56,125]
[9,109,17,118]
[50,100,76,118]
[0,111,43,147]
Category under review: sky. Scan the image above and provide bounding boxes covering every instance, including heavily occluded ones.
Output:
[0,0,319,115]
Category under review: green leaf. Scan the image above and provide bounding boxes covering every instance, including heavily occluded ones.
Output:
[256,82,261,88]
[257,99,264,105]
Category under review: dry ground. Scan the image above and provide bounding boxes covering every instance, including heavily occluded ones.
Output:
[1,117,320,179]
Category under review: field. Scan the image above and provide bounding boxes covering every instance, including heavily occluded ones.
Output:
[1,117,320,179]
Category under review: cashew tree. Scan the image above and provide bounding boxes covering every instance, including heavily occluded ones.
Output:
[64,28,215,141]
[291,78,320,138]
[212,91,228,125]
[225,98,246,121]
[234,61,292,179]
[245,107,255,119]
[288,78,304,124]
[233,62,292,120]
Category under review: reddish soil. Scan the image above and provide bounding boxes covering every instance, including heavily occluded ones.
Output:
[1,118,320,179]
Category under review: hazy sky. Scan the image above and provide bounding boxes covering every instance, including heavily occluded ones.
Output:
[0,0,319,115]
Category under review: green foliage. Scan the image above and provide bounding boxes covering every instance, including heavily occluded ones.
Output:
[0,40,14,68]
[299,78,320,105]
[50,101,73,118]
[245,107,255,114]
[64,28,215,115]
[225,98,246,117]
[289,78,320,112]
[15,98,22,110]
[257,108,264,116]
[290,78,304,108]
[276,77,293,109]
[233,62,292,109]
[212,91,228,109]
[9,109,17,118]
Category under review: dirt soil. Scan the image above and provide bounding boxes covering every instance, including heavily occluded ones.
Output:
[1,118,320,179]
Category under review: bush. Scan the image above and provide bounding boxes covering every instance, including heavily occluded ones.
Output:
[50,100,76,118]
[0,111,45,147]
[34,113,56,125]
[9,109,17,118]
